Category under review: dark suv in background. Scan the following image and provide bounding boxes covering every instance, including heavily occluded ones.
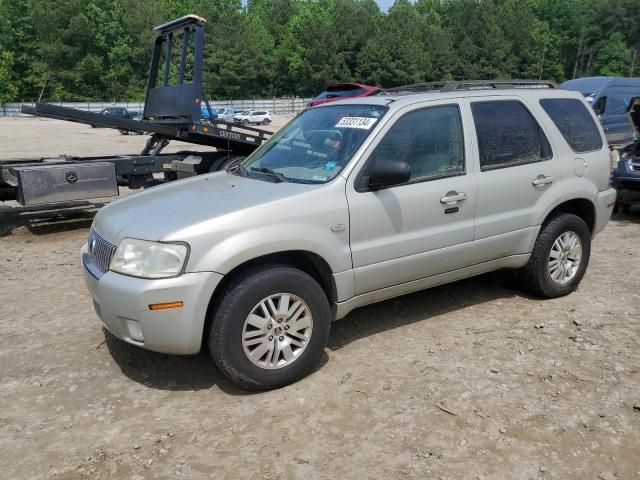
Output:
[611,96,640,213]
[561,77,640,146]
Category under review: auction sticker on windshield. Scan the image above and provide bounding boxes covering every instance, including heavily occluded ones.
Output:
[335,117,377,129]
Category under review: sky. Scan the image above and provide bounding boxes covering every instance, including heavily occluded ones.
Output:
[241,0,396,11]
[376,0,395,10]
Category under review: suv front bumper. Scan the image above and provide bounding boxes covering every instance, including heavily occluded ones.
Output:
[81,244,223,354]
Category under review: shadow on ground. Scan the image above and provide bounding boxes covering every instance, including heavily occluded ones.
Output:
[105,328,329,395]
[611,205,640,224]
[328,270,531,350]
[0,202,104,236]
[104,269,529,394]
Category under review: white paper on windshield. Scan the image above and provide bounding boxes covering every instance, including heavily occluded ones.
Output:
[335,117,377,129]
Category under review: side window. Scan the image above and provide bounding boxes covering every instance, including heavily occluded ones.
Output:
[346,88,367,97]
[370,105,465,183]
[471,101,552,171]
[592,96,607,116]
[606,90,636,116]
[540,98,604,153]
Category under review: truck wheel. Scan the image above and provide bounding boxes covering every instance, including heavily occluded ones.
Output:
[208,265,331,390]
[622,204,631,214]
[215,155,245,172]
[519,213,591,298]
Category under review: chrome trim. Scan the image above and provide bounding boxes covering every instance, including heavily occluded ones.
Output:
[82,252,104,280]
[88,229,117,274]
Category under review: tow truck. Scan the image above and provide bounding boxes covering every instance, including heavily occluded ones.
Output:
[0,15,272,206]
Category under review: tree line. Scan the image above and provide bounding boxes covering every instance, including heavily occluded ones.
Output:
[0,0,638,104]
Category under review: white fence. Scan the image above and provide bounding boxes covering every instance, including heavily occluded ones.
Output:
[0,97,313,117]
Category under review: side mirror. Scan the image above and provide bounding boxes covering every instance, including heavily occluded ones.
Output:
[360,159,411,191]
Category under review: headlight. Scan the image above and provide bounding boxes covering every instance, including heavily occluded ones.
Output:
[109,238,189,279]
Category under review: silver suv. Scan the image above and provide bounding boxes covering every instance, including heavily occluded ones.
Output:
[82,82,616,389]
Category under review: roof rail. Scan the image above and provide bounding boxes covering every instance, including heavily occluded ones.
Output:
[380,79,558,95]
[441,79,558,91]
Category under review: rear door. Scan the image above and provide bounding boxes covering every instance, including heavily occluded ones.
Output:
[347,101,477,295]
[467,97,563,264]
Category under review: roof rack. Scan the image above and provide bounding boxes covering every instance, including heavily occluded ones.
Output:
[380,79,558,95]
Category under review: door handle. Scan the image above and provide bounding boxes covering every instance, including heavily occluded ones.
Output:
[532,175,553,186]
[440,191,467,204]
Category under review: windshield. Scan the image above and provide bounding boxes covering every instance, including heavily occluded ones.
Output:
[240,104,387,184]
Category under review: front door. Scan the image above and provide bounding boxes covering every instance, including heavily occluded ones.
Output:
[347,102,477,295]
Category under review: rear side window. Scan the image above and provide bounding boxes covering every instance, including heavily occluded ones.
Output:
[472,101,552,171]
[540,98,603,153]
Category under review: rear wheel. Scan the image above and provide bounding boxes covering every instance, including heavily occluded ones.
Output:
[208,265,331,390]
[519,213,591,298]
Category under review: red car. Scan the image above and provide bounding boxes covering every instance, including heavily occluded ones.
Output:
[307,83,381,108]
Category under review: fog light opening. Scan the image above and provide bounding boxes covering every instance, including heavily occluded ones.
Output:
[126,319,144,342]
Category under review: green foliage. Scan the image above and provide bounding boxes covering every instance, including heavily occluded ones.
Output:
[594,32,631,76]
[0,51,18,104]
[0,0,638,101]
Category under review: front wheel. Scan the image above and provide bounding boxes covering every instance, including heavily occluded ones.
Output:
[519,213,591,298]
[208,265,331,390]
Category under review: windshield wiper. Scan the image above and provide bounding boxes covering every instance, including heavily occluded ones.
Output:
[229,163,248,177]
[250,167,289,183]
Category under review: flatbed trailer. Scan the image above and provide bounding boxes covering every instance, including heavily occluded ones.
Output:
[0,14,273,206]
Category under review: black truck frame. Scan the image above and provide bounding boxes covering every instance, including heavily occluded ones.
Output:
[0,15,272,206]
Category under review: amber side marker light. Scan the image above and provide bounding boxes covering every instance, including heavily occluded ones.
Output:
[149,301,184,311]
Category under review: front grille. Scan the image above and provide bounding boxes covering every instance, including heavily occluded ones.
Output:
[630,160,640,172]
[88,229,117,274]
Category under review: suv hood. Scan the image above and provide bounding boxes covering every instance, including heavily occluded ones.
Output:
[93,172,316,244]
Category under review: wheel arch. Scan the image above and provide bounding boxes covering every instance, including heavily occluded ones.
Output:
[203,250,337,347]
[542,197,596,234]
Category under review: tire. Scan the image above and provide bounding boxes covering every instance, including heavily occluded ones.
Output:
[519,213,591,299]
[613,202,620,214]
[622,204,631,214]
[208,265,331,390]
[262,119,269,126]
[217,155,245,172]
[241,119,249,126]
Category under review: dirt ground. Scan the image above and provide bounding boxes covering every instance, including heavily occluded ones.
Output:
[1,119,639,480]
